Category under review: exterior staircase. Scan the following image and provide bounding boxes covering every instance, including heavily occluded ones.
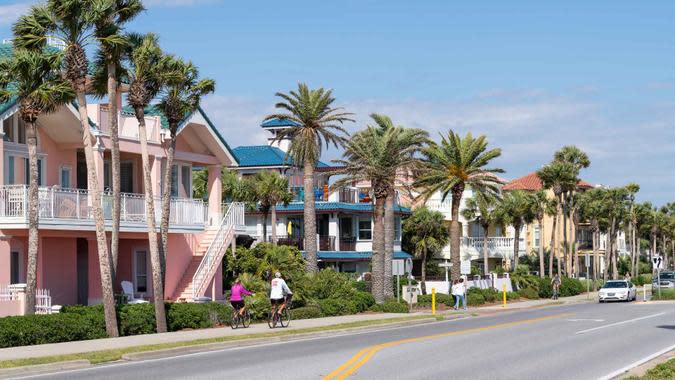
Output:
[172,203,244,302]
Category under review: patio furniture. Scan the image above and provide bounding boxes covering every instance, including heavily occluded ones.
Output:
[120,281,149,304]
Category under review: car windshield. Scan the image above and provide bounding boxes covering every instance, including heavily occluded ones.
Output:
[602,282,627,288]
[659,272,675,280]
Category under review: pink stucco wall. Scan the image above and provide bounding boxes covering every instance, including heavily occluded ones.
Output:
[41,237,77,305]
[165,233,202,298]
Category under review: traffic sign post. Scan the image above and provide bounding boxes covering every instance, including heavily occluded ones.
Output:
[585,253,590,299]
[653,256,663,300]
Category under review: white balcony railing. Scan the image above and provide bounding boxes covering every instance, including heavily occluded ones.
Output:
[0,185,208,228]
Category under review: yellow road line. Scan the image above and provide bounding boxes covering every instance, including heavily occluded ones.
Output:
[325,312,573,380]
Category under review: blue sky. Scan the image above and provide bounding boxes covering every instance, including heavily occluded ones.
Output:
[1,1,674,204]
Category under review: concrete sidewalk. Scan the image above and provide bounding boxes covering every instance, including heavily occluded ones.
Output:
[0,292,596,362]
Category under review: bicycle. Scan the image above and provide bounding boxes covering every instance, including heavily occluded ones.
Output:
[268,298,291,328]
[231,307,251,329]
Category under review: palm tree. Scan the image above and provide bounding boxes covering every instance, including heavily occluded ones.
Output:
[264,83,353,272]
[553,146,590,274]
[402,207,449,294]
[91,0,144,279]
[528,190,557,277]
[368,114,428,298]
[537,161,577,276]
[126,33,168,333]
[623,183,640,277]
[0,48,74,314]
[415,131,503,281]
[496,190,534,271]
[632,202,652,278]
[333,116,427,302]
[246,171,293,244]
[462,192,501,276]
[157,57,214,282]
[14,0,119,337]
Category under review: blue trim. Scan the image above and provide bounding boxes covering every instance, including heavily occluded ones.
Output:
[232,145,331,168]
[261,118,300,128]
[313,251,412,260]
[268,201,411,214]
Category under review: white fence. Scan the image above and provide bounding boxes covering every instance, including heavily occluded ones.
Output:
[0,284,53,316]
[0,185,208,227]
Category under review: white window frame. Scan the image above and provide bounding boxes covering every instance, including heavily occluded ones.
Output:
[180,164,192,199]
[357,218,372,241]
[534,226,540,248]
[9,247,24,284]
[22,156,46,186]
[132,249,149,295]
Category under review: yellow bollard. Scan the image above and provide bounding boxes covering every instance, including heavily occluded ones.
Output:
[432,288,436,315]
[502,284,506,308]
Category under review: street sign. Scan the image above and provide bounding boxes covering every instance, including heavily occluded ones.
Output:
[438,262,453,268]
[460,260,471,275]
[405,258,413,274]
[652,256,663,270]
[392,260,405,276]
[585,253,590,268]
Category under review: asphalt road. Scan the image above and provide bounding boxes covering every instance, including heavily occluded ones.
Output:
[19,301,675,380]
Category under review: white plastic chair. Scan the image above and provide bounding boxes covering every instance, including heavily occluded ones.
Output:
[121,281,149,304]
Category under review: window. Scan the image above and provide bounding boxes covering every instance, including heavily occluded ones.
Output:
[17,118,25,144]
[171,165,178,197]
[395,217,401,241]
[181,165,191,198]
[120,162,133,193]
[534,226,540,248]
[104,162,110,190]
[358,219,372,240]
[10,251,20,284]
[23,158,43,185]
[134,250,148,293]
[60,166,71,188]
[3,116,13,142]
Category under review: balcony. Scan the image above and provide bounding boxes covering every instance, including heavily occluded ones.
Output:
[289,187,373,204]
[0,185,209,231]
[460,237,525,260]
[261,235,356,252]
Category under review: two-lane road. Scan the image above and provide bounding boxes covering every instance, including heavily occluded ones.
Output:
[19,301,675,380]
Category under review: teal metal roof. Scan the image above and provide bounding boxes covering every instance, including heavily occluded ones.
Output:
[233,145,330,168]
[315,251,412,260]
[261,118,299,128]
[249,201,411,214]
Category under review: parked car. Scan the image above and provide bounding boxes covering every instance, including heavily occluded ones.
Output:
[598,280,636,302]
[652,271,675,289]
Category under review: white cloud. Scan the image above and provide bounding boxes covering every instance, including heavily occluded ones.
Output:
[143,0,221,7]
[0,2,31,26]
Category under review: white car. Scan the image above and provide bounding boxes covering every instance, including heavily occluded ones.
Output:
[598,280,636,302]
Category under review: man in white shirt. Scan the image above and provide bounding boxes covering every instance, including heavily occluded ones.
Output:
[270,272,293,315]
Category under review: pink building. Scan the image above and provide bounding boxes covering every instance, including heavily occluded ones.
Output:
[0,89,244,309]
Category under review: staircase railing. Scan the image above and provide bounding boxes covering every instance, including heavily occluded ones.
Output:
[192,202,245,299]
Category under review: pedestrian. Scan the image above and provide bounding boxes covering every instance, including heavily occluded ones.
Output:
[551,274,561,300]
[458,278,467,310]
[451,280,460,310]
[625,272,632,282]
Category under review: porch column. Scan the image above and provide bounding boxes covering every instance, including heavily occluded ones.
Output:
[150,155,162,197]
[0,235,11,284]
[329,213,339,251]
[207,165,222,225]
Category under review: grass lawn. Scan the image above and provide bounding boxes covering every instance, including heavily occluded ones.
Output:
[625,358,675,380]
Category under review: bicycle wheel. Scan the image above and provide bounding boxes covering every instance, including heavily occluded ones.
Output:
[242,310,251,328]
[267,311,276,328]
[280,308,291,328]
[231,310,239,329]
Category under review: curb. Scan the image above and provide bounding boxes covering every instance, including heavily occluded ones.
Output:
[0,359,90,379]
[122,317,440,361]
[617,348,675,379]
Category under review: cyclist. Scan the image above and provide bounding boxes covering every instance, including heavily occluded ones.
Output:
[270,272,292,316]
[230,278,253,317]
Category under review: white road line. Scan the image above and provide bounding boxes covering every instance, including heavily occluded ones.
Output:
[566,319,605,322]
[575,312,666,335]
[597,342,675,380]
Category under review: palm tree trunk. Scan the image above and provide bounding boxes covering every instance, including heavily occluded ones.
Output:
[450,188,463,281]
[135,107,167,333]
[303,161,318,272]
[572,222,578,277]
[159,130,177,283]
[631,223,638,278]
[372,194,386,303]
[76,92,119,337]
[562,200,569,275]
[383,188,395,298]
[513,223,521,271]
[420,248,427,295]
[538,218,545,278]
[483,225,490,276]
[24,121,39,315]
[262,211,268,243]
[604,230,611,281]
[271,205,277,245]
[107,63,121,281]
[550,213,557,277]
[592,229,599,286]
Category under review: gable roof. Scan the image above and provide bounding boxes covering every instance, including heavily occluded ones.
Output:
[502,172,593,191]
[232,145,331,169]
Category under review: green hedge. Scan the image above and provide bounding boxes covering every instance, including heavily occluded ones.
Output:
[317,299,358,317]
[290,305,322,320]
[369,299,409,313]
[417,293,454,306]
[0,312,106,348]
[467,292,485,306]
[653,289,675,300]
[517,287,539,300]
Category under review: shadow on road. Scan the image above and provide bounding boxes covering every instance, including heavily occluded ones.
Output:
[656,325,675,330]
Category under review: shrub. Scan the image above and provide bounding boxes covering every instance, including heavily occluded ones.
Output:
[166,303,232,331]
[353,291,376,312]
[318,298,358,317]
[246,293,271,321]
[560,277,584,297]
[352,280,367,292]
[369,299,409,313]
[467,287,499,303]
[290,305,322,320]
[654,289,675,300]
[308,269,358,300]
[634,274,652,286]
[0,313,106,348]
[119,303,156,336]
[467,292,485,306]
[518,287,540,300]
[537,277,553,299]
[417,293,453,306]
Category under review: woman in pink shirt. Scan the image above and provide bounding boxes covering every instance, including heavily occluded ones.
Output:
[230,278,253,317]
